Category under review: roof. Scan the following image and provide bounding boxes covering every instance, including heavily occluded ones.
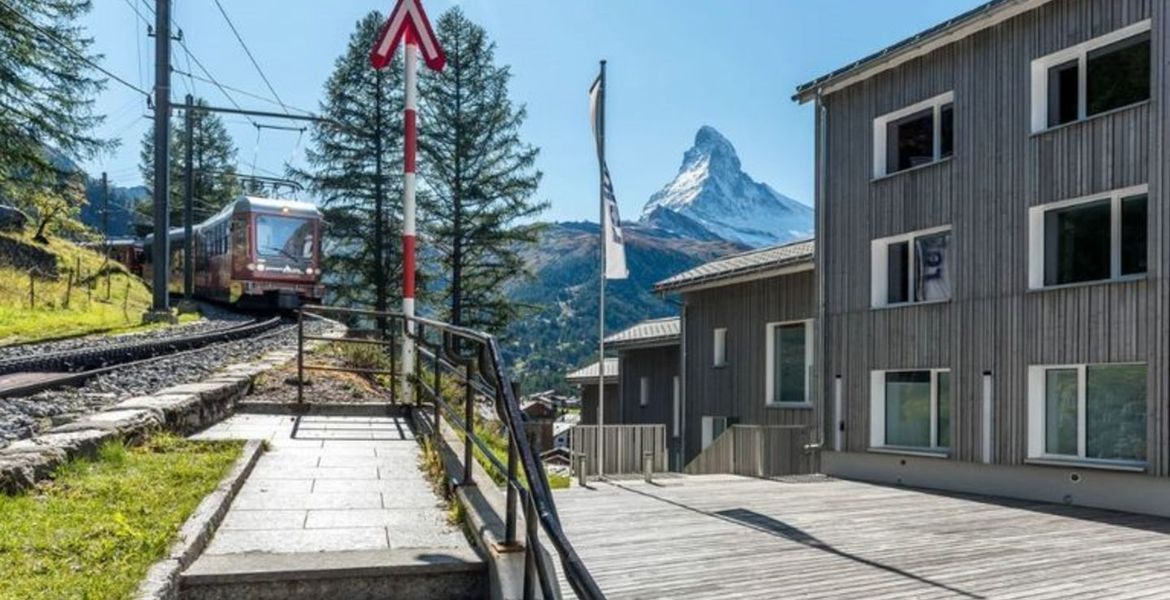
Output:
[565,358,619,385]
[604,317,680,349]
[654,239,814,294]
[793,0,1048,103]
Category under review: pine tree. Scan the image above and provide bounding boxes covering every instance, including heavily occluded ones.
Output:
[0,0,107,217]
[290,12,406,310]
[138,98,241,226]
[418,7,545,331]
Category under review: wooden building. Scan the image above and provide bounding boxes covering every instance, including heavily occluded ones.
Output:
[794,0,1170,516]
[655,241,817,467]
[605,317,682,467]
[565,358,618,427]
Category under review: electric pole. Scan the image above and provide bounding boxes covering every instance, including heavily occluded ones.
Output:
[102,171,111,300]
[183,93,195,302]
[149,0,172,318]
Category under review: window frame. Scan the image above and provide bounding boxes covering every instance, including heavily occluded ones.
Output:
[872,91,955,178]
[1029,20,1152,133]
[870,225,953,308]
[869,369,951,454]
[764,319,814,408]
[639,376,650,407]
[1027,184,1148,290]
[712,327,728,367]
[1026,362,1148,467]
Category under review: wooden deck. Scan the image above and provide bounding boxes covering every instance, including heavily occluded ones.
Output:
[552,474,1170,599]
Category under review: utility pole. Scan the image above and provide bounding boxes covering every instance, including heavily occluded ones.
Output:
[102,172,111,300]
[149,0,172,319]
[183,93,195,302]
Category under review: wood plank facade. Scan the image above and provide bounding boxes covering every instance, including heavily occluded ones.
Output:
[680,269,817,465]
[615,345,681,467]
[808,0,1170,497]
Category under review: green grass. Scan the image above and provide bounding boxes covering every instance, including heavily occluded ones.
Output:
[0,434,244,600]
[547,472,571,490]
[0,232,198,345]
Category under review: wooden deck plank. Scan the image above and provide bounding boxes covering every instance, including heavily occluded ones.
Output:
[552,475,1170,599]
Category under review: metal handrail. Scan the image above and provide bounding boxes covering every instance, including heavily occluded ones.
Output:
[298,305,604,600]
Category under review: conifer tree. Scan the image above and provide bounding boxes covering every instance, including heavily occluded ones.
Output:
[0,0,107,213]
[290,12,406,310]
[419,7,545,331]
[138,98,241,225]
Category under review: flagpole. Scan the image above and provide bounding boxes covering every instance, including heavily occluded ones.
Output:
[596,59,607,481]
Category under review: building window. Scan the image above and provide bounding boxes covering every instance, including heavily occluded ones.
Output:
[712,328,727,367]
[765,320,812,406]
[701,416,730,450]
[870,369,951,452]
[1028,185,1147,289]
[871,226,952,308]
[672,376,680,438]
[639,376,650,407]
[873,91,954,178]
[1027,364,1146,464]
[1031,20,1151,132]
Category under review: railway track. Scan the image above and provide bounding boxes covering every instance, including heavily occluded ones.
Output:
[0,317,287,399]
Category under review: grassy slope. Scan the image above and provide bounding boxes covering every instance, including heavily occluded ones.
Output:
[0,435,243,600]
[0,232,165,344]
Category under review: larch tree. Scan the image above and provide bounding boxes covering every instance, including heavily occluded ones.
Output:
[290,11,408,310]
[0,0,108,235]
[418,7,545,331]
[138,97,241,226]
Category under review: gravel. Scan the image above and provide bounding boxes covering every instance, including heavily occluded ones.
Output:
[0,303,252,361]
[0,318,333,448]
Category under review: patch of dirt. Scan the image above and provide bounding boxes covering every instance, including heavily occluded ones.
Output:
[246,353,395,404]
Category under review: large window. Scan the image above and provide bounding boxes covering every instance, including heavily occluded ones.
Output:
[765,320,812,406]
[1031,21,1151,132]
[1028,363,1147,464]
[870,370,951,452]
[1028,186,1147,289]
[873,92,954,177]
[871,226,952,307]
[255,215,314,261]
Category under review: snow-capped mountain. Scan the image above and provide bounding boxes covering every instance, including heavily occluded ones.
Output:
[640,126,813,248]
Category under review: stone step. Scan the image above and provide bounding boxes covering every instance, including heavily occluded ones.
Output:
[179,547,487,600]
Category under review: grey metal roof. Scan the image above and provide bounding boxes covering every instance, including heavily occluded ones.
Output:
[604,317,680,348]
[654,239,814,293]
[565,358,618,385]
[793,0,1020,102]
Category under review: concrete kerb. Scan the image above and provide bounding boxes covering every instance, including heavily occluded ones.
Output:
[135,439,265,600]
[414,408,557,600]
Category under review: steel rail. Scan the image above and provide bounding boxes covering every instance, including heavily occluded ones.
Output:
[0,317,284,376]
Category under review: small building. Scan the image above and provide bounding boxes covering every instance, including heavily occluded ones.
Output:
[565,358,618,426]
[604,317,682,467]
[520,397,560,453]
[655,240,816,468]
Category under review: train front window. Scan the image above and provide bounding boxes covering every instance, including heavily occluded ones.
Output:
[255,215,313,261]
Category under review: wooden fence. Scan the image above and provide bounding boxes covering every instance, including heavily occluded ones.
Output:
[569,424,667,477]
[684,425,818,477]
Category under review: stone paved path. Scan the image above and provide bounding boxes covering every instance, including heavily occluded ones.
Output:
[190,413,466,555]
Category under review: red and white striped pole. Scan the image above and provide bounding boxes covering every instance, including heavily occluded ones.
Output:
[401,29,419,404]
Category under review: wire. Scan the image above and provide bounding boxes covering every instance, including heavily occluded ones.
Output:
[1,0,151,98]
[212,0,288,114]
[170,68,315,116]
[174,37,258,127]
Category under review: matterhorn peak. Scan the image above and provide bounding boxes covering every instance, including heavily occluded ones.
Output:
[639,126,813,248]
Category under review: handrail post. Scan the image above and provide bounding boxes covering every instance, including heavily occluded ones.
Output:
[432,347,442,436]
[389,317,397,405]
[523,495,537,600]
[462,362,475,486]
[414,324,422,408]
[296,308,305,404]
[505,431,519,545]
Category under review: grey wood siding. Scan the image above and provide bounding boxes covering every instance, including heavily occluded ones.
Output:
[681,270,816,464]
[579,383,619,426]
[817,0,1168,474]
[617,345,679,429]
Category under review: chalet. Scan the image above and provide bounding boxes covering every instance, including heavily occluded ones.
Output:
[654,240,816,467]
[794,0,1170,516]
[604,317,682,467]
[565,358,618,427]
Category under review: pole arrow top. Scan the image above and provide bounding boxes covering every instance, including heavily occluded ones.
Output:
[370,0,446,71]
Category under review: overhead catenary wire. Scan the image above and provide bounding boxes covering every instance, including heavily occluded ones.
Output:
[0,0,151,99]
[212,0,289,114]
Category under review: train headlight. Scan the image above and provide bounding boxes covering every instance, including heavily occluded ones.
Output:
[246,263,255,271]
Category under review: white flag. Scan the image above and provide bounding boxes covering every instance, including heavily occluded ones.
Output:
[590,74,628,280]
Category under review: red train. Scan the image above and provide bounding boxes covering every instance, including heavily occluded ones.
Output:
[144,196,325,309]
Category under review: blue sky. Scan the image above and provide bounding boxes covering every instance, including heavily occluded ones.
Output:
[81,0,984,223]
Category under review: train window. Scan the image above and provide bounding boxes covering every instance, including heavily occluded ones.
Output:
[256,214,313,261]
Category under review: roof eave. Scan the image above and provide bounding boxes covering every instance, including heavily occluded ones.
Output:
[654,260,813,295]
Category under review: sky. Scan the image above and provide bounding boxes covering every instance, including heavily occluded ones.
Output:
[81,0,986,223]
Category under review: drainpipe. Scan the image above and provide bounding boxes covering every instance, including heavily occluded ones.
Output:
[813,88,829,451]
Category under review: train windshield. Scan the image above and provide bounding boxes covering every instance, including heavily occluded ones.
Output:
[255,215,314,261]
